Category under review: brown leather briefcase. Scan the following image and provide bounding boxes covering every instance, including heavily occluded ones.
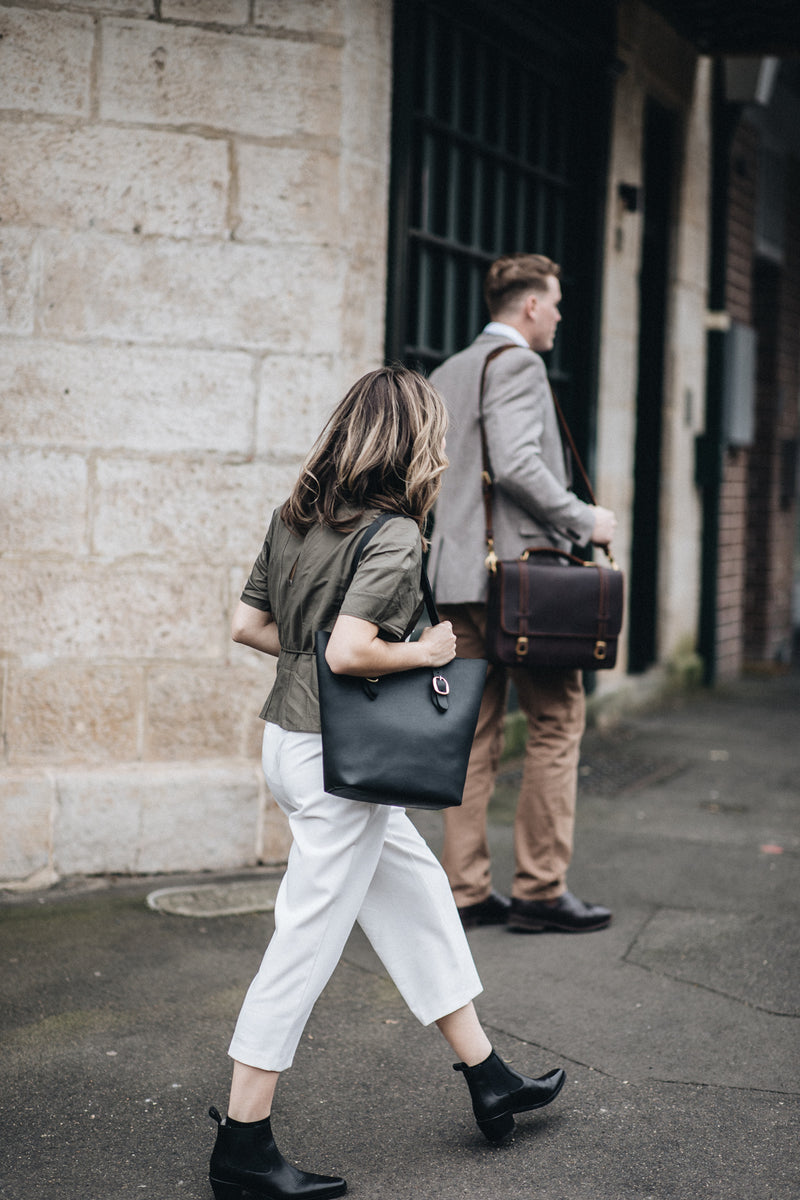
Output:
[485,547,624,670]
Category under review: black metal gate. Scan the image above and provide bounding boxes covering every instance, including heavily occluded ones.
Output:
[386,0,615,459]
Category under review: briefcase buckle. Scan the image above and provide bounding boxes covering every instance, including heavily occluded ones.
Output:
[515,636,528,659]
[594,640,607,661]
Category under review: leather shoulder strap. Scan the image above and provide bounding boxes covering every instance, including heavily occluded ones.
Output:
[349,513,439,626]
[478,344,516,562]
[549,387,596,506]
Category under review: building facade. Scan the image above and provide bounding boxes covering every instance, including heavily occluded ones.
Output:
[1,0,798,886]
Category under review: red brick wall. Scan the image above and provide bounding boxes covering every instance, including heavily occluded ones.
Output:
[745,155,800,663]
[716,122,757,680]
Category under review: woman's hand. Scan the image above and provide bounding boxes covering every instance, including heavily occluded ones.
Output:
[417,621,457,667]
[325,615,456,676]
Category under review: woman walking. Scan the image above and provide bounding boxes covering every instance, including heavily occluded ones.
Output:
[209,367,565,1200]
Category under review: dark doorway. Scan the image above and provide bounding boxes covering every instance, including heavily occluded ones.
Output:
[628,99,678,673]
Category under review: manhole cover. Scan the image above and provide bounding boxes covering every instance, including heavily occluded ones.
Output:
[146,878,281,918]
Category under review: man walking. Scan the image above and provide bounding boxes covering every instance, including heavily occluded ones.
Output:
[428,253,616,933]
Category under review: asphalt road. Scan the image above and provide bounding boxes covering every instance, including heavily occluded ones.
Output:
[2,670,798,1200]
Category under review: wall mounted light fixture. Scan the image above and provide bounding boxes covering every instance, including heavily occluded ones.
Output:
[617,182,641,213]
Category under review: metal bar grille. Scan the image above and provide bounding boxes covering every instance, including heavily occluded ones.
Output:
[400,4,571,372]
[386,0,616,470]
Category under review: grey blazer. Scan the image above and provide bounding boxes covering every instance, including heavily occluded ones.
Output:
[428,332,596,605]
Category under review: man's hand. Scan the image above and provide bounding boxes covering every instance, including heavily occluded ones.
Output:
[591,506,617,546]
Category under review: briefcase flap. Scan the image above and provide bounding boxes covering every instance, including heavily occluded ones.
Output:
[495,558,624,641]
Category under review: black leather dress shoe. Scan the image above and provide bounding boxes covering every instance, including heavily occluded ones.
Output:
[507,890,612,933]
[457,890,511,929]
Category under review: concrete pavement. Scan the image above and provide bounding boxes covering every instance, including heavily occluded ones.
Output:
[1,670,798,1199]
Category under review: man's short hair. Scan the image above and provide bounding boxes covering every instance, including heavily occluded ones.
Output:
[484,253,561,318]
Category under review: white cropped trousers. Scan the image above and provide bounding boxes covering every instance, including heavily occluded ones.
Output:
[228,723,483,1072]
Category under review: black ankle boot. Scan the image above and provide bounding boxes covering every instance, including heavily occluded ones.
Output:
[208,1107,347,1200]
[453,1050,566,1143]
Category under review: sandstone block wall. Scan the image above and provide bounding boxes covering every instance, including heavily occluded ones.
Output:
[0,0,393,886]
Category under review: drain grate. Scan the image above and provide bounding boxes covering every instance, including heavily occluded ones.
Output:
[579,751,688,795]
[498,752,687,797]
[699,800,750,814]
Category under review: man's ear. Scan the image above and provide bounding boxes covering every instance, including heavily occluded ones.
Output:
[524,291,539,320]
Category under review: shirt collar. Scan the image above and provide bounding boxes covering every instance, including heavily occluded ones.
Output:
[482,321,530,350]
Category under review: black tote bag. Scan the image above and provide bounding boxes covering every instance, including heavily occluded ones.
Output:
[315,516,487,810]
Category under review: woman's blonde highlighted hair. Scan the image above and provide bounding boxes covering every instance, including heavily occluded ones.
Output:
[282,366,448,538]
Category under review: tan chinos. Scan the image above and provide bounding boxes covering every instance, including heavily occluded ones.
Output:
[439,604,585,907]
